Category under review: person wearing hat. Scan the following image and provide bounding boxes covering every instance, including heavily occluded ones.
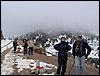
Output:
[72,35,91,75]
[54,36,71,75]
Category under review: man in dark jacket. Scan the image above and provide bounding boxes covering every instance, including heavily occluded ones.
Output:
[13,38,18,53]
[54,36,71,75]
[72,35,91,75]
[23,39,28,55]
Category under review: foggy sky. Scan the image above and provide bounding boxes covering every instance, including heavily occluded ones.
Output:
[1,1,99,38]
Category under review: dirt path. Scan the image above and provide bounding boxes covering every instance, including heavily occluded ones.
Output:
[11,52,99,75]
[29,53,99,75]
[66,57,99,75]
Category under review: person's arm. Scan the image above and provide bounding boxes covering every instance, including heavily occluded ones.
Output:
[26,43,28,47]
[22,42,24,47]
[67,45,71,51]
[13,41,15,46]
[85,42,91,58]
[72,42,76,59]
[32,41,34,46]
[27,41,29,46]
[54,44,59,51]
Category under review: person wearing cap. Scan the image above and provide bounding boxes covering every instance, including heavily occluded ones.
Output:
[72,35,91,75]
[54,36,71,75]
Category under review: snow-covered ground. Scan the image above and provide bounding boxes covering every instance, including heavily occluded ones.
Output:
[1,48,15,75]
[1,46,57,75]
[40,72,55,75]
[88,46,99,59]
[1,40,12,48]
[1,40,13,53]
[45,45,58,56]
[15,58,57,70]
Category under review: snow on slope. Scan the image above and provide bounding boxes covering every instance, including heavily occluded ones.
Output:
[45,46,58,56]
[46,53,52,56]
[1,40,12,48]
[1,40,13,53]
[88,46,99,59]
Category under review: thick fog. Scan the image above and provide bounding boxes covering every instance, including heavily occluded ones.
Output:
[1,1,99,38]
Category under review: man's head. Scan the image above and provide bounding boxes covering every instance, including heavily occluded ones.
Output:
[77,35,83,42]
[29,37,32,40]
[61,37,66,42]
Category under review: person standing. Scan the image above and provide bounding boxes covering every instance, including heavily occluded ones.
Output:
[23,39,28,55]
[54,36,71,75]
[72,35,91,75]
[13,38,18,53]
[28,38,34,55]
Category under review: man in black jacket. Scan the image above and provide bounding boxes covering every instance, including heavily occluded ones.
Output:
[54,36,71,75]
[72,35,91,75]
[23,39,28,55]
[13,38,18,53]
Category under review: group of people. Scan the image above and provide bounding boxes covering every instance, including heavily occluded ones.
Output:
[13,35,93,75]
[54,35,92,75]
[23,38,34,55]
[13,38,34,55]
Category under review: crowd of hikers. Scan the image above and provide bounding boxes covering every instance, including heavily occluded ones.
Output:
[13,38,34,55]
[12,35,94,75]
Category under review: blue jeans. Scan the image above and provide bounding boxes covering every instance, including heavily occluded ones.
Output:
[74,56,85,75]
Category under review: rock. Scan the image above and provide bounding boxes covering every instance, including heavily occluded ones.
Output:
[34,48,45,54]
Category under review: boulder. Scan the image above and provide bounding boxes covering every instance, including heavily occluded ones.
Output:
[34,47,46,54]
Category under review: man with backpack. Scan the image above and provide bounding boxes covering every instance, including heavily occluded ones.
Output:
[54,36,71,75]
[72,35,91,75]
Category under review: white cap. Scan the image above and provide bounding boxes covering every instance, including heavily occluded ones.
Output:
[59,35,66,39]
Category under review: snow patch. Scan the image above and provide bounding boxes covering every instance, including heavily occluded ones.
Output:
[1,40,13,53]
[1,51,15,75]
[45,46,58,56]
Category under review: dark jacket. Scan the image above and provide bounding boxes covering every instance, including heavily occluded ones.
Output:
[54,42,71,57]
[13,40,17,47]
[72,40,91,57]
[23,42,28,48]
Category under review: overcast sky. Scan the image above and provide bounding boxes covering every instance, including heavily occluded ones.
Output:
[1,1,99,38]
